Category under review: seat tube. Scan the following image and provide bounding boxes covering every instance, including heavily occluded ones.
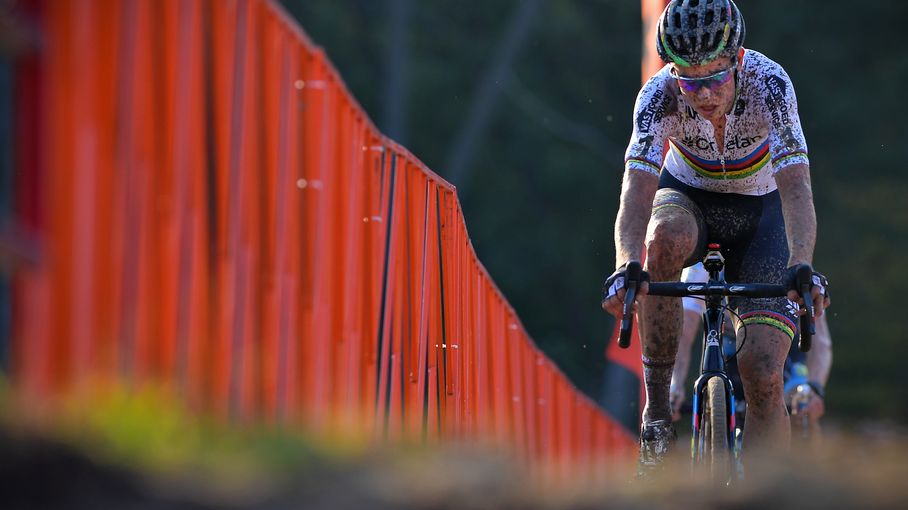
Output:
[700,304,726,374]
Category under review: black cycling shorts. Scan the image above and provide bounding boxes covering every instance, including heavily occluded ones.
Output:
[653,170,800,340]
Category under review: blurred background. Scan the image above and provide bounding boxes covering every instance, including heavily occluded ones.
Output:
[1,1,907,506]
[280,0,908,426]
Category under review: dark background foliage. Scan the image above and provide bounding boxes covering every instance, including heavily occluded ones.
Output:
[281,0,908,424]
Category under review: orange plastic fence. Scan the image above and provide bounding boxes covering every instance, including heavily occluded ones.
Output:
[9,0,634,473]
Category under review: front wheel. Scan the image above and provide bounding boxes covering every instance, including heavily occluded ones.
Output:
[699,377,731,482]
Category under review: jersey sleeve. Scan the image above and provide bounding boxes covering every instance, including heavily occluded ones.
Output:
[624,72,679,175]
[762,66,810,173]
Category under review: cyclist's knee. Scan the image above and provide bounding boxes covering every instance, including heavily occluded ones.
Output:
[644,213,697,278]
[737,325,789,396]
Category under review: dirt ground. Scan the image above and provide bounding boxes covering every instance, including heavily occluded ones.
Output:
[3,424,908,510]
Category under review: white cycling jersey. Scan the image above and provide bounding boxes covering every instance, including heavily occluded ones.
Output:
[681,263,710,315]
[624,49,809,196]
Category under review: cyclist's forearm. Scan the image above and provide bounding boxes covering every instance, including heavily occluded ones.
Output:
[775,164,817,266]
[807,314,833,386]
[614,170,659,268]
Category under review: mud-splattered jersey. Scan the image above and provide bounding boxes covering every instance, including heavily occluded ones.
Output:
[623,49,809,196]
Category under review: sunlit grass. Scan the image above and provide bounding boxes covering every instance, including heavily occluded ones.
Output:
[1,380,331,494]
[2,378,908,508]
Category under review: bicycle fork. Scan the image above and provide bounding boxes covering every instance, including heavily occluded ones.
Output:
[691,305,739,468]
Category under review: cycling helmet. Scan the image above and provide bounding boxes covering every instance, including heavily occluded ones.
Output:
[656,0,746,67]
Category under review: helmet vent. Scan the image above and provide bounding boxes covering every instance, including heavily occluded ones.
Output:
[657,0,745,66]
[676,35,688,53]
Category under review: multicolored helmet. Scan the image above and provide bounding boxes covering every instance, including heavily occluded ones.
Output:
[656,0,746,67]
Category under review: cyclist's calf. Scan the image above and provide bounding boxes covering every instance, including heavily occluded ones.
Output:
[735,324,792,449]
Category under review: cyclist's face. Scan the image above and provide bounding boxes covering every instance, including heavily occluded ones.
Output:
[671,56,738,122]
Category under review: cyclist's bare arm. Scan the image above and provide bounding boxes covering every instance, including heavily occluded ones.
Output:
[799,313,832,423]
[602,170,658,317]
[808,313,832,386]
[672,309,700,384]
[775,163,816,266]
[670,307,701,419]
[615,170,659,268]
[774,163,826,314]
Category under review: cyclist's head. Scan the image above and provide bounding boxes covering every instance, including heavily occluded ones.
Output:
[656,0,746,68]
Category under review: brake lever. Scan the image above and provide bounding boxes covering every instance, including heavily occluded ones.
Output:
[795,264,815,352]
[618,261,642,348]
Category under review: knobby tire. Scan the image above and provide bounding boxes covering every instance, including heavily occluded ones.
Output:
[705,377,730,482]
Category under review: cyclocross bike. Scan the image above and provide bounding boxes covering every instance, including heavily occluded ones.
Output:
[784,361,822,444]
[617,244,816,483]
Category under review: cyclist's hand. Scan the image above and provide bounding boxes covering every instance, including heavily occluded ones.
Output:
[786,266,830,317]
[801,393,825,421]
[601,264,649,319]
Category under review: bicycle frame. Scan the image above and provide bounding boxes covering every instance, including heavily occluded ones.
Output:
[690,254,737,467]
[616,245,816,479]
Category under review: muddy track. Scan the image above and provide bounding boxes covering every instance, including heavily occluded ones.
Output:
[3,427,908,510]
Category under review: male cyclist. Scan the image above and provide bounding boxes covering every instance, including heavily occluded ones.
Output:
[600,0,829,468]
[669,263,832,437]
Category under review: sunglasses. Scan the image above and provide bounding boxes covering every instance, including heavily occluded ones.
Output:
[670,62,736,94]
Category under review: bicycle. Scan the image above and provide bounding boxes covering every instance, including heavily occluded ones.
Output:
[617,243,816,483]
[786,364,814,439]
[676,348,821,460]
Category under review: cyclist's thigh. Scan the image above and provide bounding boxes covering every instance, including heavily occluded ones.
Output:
[652,172,707,267]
